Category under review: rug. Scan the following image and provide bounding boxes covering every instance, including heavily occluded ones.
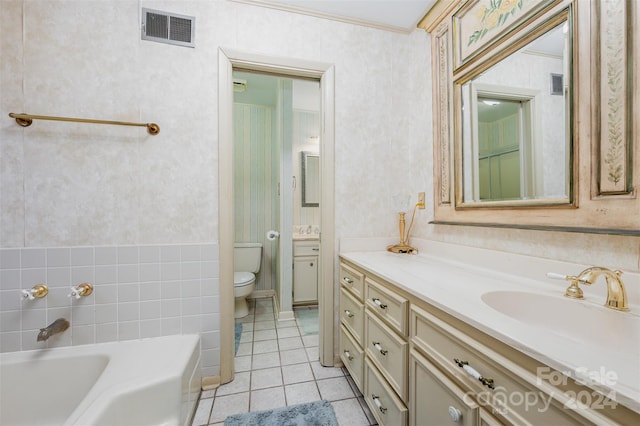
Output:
[234,322,242,355]
[295,308,318,335]
[224,400,338,426]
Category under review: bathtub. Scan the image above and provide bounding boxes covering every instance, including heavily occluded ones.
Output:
[0,334,201,426]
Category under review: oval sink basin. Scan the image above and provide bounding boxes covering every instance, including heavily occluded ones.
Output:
[481,291,640,349]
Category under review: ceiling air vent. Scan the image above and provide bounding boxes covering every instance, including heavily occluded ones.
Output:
[142,8,195,48]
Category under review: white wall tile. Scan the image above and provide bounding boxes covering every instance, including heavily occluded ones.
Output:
[161,263,180,281]
[95,247,117,265]
[21,248,45,268]
[70,247,93,266]
[139,263,160,281]
[181,245,201,262]
[94,284,117,304]
[1,311,21,332]
[139,246,160,263]
[161,281,181,299]
[117,246,139,264]
[181,262,200,280]
[95,304,118,324]
[140,281,161,300]
[161,299,181,318]
[47,266,71,287]
[95,265,117,285]
[1,290,22,311]
[21,268,46,289]
[140,300,161,320]
[117,264,139,283]
[71,266,94,285]
[118,283,139,302]
[0,332,21,352]
[47,248,70,267]
[161,317,181,335]
[95,322,118,343]
[0,250,20,269]
[140,319,161,338]
[118,321,139,341]
[161,246,181,262]
[118,302,140,322]
[0,269,20,290]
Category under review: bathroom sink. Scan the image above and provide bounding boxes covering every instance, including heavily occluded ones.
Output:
[481,290,640,349]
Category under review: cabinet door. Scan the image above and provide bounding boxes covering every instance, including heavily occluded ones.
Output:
[410,349,478,426]
[293,256,317,304]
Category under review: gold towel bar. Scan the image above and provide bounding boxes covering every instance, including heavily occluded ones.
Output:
[8,112,160,135]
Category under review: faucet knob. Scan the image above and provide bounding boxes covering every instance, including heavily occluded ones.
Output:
[68,283,93,299]
[21,284,48,300]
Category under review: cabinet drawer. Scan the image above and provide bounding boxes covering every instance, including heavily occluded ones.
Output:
[366,310,408,402]
[365,358,408,426]
[339,263,364,301]
[365,278,408,336]
[340,287,364,344]
[410,305,582,425]
[340,324,364,392]
[410,349,478,426]
[293,241,319,256]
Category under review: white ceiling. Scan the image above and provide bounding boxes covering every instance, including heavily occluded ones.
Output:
[233,0,438,32]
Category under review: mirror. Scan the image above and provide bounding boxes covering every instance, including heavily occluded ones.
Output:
[301,151,319,207]
[457,20,571,206]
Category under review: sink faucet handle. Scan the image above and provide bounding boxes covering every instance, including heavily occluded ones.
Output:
[546,272,569,280]
[547,272,584,299]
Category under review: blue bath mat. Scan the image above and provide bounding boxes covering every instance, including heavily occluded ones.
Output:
[295,308,318,335]
[234,322,242,355]
[224,400,338,426]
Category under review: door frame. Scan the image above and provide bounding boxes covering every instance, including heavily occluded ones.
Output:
[218,48,336,384]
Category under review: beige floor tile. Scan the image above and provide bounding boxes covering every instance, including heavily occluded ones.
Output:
[284,381,321,406]
[251,351,280,369]
[191,397,213,426]
[278,336,303,350]
[249,386,286,412]
[279,348,308,365]
[282,362,314,384]
[251,366,283,390]
[252,339,278,354]
[209,392,250,424]
[310,360,344,380]
[216,371,250,396]
[317,376,355,401]
[332,398,372,425]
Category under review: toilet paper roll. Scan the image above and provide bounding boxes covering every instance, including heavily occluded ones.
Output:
[266,230,280,241]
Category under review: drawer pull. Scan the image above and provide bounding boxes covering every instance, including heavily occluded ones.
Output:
[344,309,354,318]
[371,394,387,414]
[372,342,388,356]
[454,358,495,389]
[312,247,319,251]
[342,276,354,285]
[343,349,354,361]
[448,406,462,423]
[372,298,387,309]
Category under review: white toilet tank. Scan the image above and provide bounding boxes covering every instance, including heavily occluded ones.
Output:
[234,243,262,273]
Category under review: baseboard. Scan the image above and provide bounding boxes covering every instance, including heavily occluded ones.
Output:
[201,375,221,390]
[249,289,275,299]
[278,310,295,321]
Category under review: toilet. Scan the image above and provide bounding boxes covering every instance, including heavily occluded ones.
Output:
[233,242,262,318]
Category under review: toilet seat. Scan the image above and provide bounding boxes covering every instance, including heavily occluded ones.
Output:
[234,272,255,287]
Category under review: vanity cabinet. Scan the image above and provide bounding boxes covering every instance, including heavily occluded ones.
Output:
[339,263,365,391]
[339,257,638,426]
[292,240,319,304]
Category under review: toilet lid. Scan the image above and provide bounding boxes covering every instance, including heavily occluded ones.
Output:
[234,272,255,286]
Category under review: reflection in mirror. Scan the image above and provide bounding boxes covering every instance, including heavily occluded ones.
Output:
[301,151,319,207]
[458,21,571,206]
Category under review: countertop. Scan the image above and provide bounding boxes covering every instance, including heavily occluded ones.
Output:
[340,247,640,413]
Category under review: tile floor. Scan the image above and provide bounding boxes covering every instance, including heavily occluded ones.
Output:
[191,298,377,425]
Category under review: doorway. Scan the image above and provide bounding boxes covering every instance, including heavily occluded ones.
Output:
[218,49,336,385]
[231,70,321,319]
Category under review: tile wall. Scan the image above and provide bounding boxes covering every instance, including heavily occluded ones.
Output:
[0,243,221,377]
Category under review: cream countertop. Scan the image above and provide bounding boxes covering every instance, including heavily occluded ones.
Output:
[339,240,640,414]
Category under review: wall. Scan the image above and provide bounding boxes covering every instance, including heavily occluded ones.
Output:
[0,0,431,379]
[293,109,321,229]
[233,103,278,292]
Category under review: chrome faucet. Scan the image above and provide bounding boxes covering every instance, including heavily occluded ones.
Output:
[567,267,630,312]
[37,318,70,342]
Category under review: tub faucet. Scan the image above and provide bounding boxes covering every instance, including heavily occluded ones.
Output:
[574,267,629,312]
[37,318,70,342]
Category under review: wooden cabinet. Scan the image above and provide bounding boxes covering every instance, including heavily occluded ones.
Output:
[292,240,319,304]
[339,257,639,426]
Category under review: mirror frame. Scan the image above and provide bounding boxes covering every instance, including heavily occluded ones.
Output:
[453,11,574,209]
[301,151,319,207]
[422,0,640,235]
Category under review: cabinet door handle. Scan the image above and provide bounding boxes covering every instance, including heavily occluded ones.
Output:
[342,277,354,285]
[343,349,354,361]
[372,342,388,356]
[371,394,387,414]
[453,358,495,389]
[372,298,387,309]
[310,262,314,267]
[344,309,354,318]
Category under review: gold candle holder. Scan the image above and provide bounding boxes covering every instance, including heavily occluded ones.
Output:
[387,205,420,254]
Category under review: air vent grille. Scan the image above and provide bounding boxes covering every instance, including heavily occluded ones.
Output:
[142,8,195,48]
